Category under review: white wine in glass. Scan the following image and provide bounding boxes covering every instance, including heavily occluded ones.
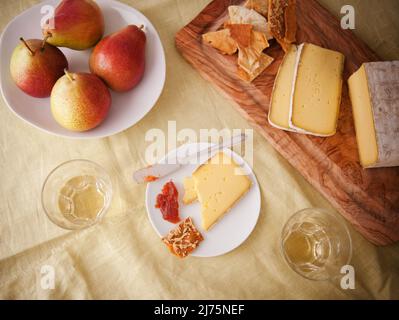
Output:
[42,160,113,230]
[281,208,352,281]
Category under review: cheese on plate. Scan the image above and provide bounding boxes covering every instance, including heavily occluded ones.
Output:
[192,152,251,231]
[182,176,197,204]
[348,61,399,168]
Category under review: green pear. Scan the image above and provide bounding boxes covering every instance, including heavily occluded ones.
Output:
[43,0,104,50]
[51,70,111,131]
[89,25,146,92]
[10,38,68,98]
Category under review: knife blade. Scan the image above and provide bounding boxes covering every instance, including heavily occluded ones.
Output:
[133,133,247,183]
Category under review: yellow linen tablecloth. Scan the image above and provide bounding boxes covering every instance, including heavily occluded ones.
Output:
[0,0,398,299]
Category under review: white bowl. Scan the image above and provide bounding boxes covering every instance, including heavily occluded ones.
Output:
[0,0,166,139]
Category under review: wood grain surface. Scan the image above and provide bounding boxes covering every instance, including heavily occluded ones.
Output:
[175,0,399,245]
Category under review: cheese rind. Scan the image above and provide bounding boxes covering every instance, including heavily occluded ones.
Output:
[348,61,399,168]
[268,44,298,131]
[192,152,251,231]
[182,177,197,204]
[289,43,345,136]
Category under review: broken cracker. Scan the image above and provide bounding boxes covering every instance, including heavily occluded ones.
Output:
[202,29,238,55]
[250,30,270,52]
[237,31,269,73]
[238,48,260,74]
[238,53,274,82]
[228,5,273,40]
[268,0,296,52]
[226,23,253,47]
[162,217,204,258]
[244,0,269,17]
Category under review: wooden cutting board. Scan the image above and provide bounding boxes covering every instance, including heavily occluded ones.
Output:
[175,0,399,246]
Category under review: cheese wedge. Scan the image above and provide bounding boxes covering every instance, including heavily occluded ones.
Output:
[182,177,197,204]
[348,61,399,168]
[192,152,251,231]
[289,43,345,136]
[268,44,298,130]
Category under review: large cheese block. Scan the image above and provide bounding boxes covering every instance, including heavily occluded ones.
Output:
[268,43,345,136]
[289,43,345,136]
[192,152,251,231]
[268,44,298,130]
[348,61,399,168]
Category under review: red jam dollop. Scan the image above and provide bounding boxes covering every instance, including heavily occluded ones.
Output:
[144,175,158,182]
[155,181,180,223]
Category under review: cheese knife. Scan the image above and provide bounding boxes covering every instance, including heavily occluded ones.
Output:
[132,133,247,183]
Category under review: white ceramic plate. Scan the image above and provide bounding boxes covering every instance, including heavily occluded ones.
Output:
[145,143,261,257]
[0,0,165,139]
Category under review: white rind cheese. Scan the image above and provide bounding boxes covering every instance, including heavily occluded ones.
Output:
[268,44,299,132]
[268,43,345,137]
[348,61,399,168]
[288,43,345,136]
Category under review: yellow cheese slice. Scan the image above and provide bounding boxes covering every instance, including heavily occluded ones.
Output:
[182,177,197,204]
[192,152,251,231]
[268,44,298,130]
[348,65,378,167]
[289,43,345,136]
[348,61,399,168]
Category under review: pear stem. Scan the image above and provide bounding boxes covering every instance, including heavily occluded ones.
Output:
[20,37,34,56]
[64,69,74,82]
[41,34,51,51]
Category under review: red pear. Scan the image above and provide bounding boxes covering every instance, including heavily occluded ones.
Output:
[42,0,104,50]
[10,38,68,98]
[89,25,146,92]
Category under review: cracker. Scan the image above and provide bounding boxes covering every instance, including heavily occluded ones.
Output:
[251,30,270,52]
[268,0,297,52]
[237,31,269,73]
[238,53,274,82]
[228,5,273,39]
[244,0,268,17]
[202,29,238,55]
[226,23,253,47]
[162,217,204,258]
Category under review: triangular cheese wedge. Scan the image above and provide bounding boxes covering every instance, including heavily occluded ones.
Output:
[192,152,251,230]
